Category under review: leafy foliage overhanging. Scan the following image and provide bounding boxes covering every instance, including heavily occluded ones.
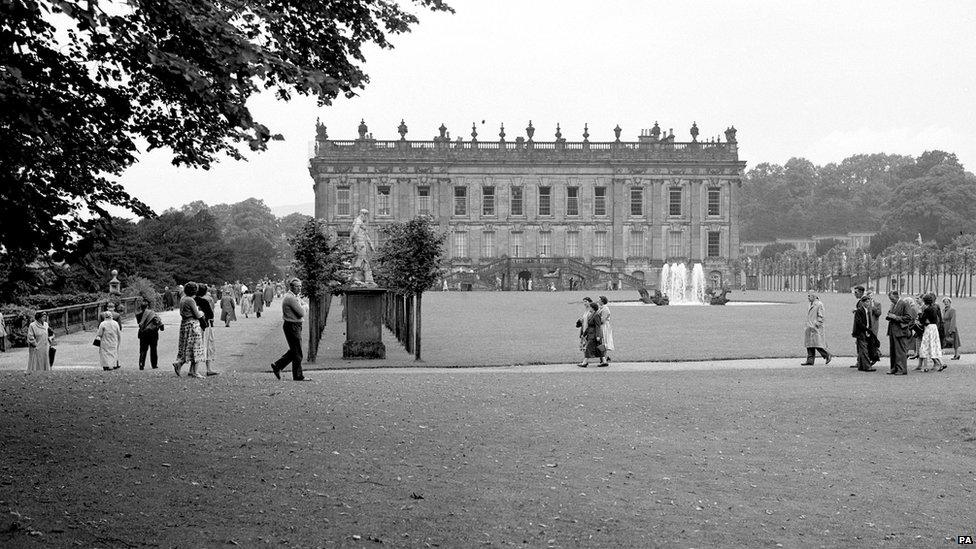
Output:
[0,0,453,262]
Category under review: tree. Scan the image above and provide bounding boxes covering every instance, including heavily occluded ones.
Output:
[759,242,795,260]
[289,219,355,362]
[1,0,453,263]
[229,233,280,282]
[374,216,446,360]
[885,162,976,245]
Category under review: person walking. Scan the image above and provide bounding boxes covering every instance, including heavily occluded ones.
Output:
[95,311,121,371]
[918,293,946,372]
[851,286,877,372]
[242,287,254,318]
[270,278,307,381]
[26,312,51,371]
[162,286,175,310]
[136,298,164,370]
[195,284,220,377]
[263,282,275,307]
[220,286,237,327]
[598,295,615,366]
[578,301,605,368]
[0,313,8,352]
[47,325,57,367]
[174,281,205,378]
[884,290,914,375]
[801,294,831,365]
[252,285,265,318]
[942,297,961,360]
[575,297,594,367]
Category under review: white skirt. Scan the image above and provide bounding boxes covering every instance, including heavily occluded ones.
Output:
[918,324,943,360]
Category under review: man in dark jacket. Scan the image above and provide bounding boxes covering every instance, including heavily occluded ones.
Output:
[851,286,876,372]
[885,290,914,375]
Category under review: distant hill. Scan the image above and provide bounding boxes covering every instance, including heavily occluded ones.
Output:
[270,202,314,217]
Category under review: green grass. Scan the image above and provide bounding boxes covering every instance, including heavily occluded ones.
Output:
[408,290,974,366]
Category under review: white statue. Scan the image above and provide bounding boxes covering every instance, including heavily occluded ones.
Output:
[350,209,376,286]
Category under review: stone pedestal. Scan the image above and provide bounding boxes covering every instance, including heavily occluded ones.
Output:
[343,287,387,359]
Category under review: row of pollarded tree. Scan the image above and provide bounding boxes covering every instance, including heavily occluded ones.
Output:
[740,234,976,297]
[289,216,446,362]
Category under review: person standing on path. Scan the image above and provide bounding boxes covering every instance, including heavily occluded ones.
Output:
[96,311,121,371]
[220,286,237,327]
[195,284,220,377]
[271,278,307,381]
[174,281,205,378]
[26,312,51,371]
[598,296,615,366]
[575,297,594,367]
[801,294,831,365]
[1,313,8,352]
[942,297,961,360]
[252,285,265,318]
[863,288,883,364]
[884,290,914,376]
[241,287,254,318]
[263,282,275,307]
[578,301,605,368]
[136,298,164,370]
[851,286,876,372]
[917,293,946,372]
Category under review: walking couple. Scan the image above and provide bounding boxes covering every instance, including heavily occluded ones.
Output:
[576,296,614,367]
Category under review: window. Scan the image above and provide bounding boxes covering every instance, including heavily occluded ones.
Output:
[630,188,643,216]
[538,186,552,216]
[417,186,430,215]
[377,186,391,216]
[566,186,579,216]
[539,232,552,256]
[594,187,607,216]
[482,186,495,216]
[452,231,467,257]
[707,188,721,216]
[707,231,721,258]
[669,187,682,216]
[482,231,495,258]
[668,230,683,258]
[511,232,524,256]
[594,232,608,256]
[629,231,644,257]
[511,187,524,216]
[566,232,579,257]
[454,186,467,216]
[337,187,350,216]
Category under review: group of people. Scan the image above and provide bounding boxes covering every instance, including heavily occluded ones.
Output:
[575,296,615,367]
[803,286,961,374]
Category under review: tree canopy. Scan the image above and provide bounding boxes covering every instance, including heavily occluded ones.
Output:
[1,0,453,263]
[374,216,446,295]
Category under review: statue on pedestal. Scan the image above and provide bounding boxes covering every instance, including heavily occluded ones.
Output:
[350,209,376,286]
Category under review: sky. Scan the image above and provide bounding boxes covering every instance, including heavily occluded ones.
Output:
[116,0,976,215]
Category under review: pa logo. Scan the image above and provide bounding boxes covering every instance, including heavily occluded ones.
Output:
[958,535,975,545]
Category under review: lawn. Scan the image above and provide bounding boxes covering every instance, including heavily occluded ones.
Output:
[400,290,974,367]
[1,365,973,547]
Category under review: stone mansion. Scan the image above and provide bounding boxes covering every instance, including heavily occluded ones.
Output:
[309,119,746,290]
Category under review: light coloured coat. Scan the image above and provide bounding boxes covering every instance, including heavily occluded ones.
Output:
[804,299,827,349]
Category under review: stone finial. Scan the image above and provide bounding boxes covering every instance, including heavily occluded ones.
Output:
[613,124,622,142]
[650,121,661,140]
[397,119,408,139]
[526,120,535,141]
[315,117,328,140]
[690,122,699,141]
[724,125,738,144]
[358,119,368,139]
[471,122,478,141]
[555,123,562,140]
[438,123,447,139]
[499,123,506,141]
[582,123,589,142]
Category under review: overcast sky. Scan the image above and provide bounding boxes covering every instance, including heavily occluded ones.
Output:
[117,0,976,214]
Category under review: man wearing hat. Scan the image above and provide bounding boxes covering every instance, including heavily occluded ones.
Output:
[271,277,307,381]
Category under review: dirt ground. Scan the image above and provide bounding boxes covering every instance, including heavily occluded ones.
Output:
[2,363,974,548]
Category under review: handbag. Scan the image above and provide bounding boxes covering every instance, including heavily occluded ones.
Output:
[597,343,607,353]
[92,338,101,347]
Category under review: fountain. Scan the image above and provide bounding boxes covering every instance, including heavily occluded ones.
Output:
[660,263,707,305]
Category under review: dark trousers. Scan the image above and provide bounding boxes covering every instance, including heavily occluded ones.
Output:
[806,347,830,362]
[139,334,159,369]
[273,321,304,380]
[888,333,911,374]
[49,347,56,366]
[855,336,872,370]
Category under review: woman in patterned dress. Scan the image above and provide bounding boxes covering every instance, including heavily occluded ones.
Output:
[174,281,205,378]
[918,293,945,372]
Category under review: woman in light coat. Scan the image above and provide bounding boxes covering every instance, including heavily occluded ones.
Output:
[27,312,51,371]
[96,311,121,371]
[598,295,615,365]
[802,294,831,365]
[942,297,961,360]
[576,297,594,366]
